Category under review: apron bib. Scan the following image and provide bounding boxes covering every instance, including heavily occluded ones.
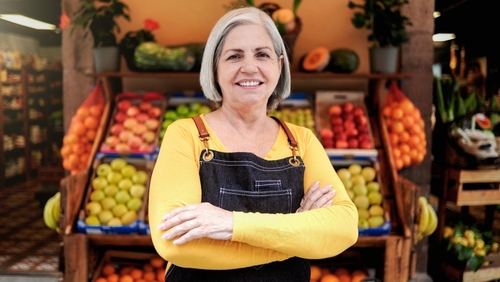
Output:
[166,116,310,282]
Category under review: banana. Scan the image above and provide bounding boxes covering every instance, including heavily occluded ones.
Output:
[423,202,437,236]
[43,195,57,230]
[51,192,61,227]
[417,196,429,238]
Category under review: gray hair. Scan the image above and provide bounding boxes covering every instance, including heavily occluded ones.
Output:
[199,7,291,110]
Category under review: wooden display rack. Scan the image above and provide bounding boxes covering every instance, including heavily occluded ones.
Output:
[60,72,417,282]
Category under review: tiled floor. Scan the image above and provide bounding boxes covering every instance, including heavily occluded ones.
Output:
[0,179,62,280]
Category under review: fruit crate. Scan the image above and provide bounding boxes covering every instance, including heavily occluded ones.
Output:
[268,93,316,134]
[91,250,166,282]
[331,158,391,236]
[315,91,378,162]
[441,252,500,282]
[98,92,167,160]
[76,156,154,235]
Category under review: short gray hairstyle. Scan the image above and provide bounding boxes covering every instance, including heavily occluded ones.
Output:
[199,7,291,110]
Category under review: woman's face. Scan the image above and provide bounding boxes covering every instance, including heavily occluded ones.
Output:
[216,23,283,111]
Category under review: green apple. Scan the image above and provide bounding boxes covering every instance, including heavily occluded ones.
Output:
[100,197,117,210]
[110,158,127,171]
[107,217,122,226]
[85,215,101,225]
[130,184,146,198]
[112,204,128,217]
[90,190,105,202]
[114,190,131,204]
[341,178,353,190]
[98,210,114,224]
[366,182,380,193]
[352,184,368,196]
[127,197,143,211]
[361,166,377,182]
[198,105,212,114]
[368,204,384,217]
[104,185,119,197]
[117,178,133,191]
[121,164,137,178]
[107,171,123,184]
[336,168,351,182]
[132,171,148,185]
[351,175,366,186]
[164,109,177,120]
[96,163,112,177]
[85,201,102,216]
[348,164,362,176]
[353,195,370,210]
[92,176,108,190]
[347,189,355,201]
[368,191,383,205]
[121,210,138,225]
[368,215,385,228]
[358,208,370,219]
[358,218,369,229]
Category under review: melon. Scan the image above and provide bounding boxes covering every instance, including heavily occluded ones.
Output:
[326,48,360,73]
[301,47,330,72]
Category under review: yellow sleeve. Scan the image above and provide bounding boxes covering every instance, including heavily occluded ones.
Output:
[231,125,359,259]
[148,118,290,270]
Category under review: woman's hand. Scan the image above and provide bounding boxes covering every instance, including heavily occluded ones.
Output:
[296,181,335,212]
[158,203,234,245]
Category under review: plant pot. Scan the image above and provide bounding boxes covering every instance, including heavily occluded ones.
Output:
[93,46,120,72]
[369,46,399,74]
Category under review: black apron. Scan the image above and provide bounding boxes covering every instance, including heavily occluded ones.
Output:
[165,116,310,282]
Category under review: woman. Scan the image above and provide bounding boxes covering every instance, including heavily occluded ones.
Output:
[149,6,358,281]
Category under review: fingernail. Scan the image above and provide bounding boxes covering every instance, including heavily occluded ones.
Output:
[328,189,336,196]
[162,232,171,240]
[313,181,320,188]
[322,185,332,192]
[157,223,164,230]
[326,200,332,206]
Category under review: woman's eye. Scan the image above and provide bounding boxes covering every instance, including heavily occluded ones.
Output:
[228,54,241,60]
[257,52,270,58]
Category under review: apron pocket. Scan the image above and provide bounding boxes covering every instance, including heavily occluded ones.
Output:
[219,187,292,214]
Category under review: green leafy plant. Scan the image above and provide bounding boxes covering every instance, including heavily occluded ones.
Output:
[70,0,131,47]
[348,0,412,48]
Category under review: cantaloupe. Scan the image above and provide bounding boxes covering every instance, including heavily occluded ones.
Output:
[301,47,331,72]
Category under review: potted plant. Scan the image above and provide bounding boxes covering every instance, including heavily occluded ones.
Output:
[70,0,131,72]
[348,0,412,73]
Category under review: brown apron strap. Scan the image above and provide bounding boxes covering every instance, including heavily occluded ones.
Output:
[270,116,298,148]
[192,116,210,139]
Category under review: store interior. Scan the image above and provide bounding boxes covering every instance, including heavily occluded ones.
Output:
[1,0,500,281]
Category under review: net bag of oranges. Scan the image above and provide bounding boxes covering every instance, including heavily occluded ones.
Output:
[61,82,105,174]
[381,82,427,171]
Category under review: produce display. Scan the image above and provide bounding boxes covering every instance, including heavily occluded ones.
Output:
[310,265,370,282]
[94,253,166,282]
[336,163,386,230]
[83,158,148,228]
[160,101,212,142]
[300,47,359,73]
[43,192,61,233]
[101,94,165,156]
[417,196,437,241]
[268,107,316,133]
[134,42,196,72]
[319,102,373,150]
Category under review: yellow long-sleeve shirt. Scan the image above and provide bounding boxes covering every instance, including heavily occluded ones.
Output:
[149,115,358,270]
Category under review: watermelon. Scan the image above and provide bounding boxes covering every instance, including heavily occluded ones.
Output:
[326,49,360,73]
[134,42,196,72]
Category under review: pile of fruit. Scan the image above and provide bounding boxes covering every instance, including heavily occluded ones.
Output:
[160,101,212,141]
[443,222,499,272]
[300,47,359,73]
[417,196,437,241]
[43,192,61,233]
[319,102,373,150]
[310,265,370,282]
[382,83,426,170]
[61,104,104,174]
[94,255,166,282]
[84,158,148,227]
[268,107,316,133]
[102,98,163,155]
[336,163,385,229]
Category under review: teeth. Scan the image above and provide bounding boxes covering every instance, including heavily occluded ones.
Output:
[238,81,260,86]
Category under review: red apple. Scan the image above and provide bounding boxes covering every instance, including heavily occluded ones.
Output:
[342,102,354,113]
[322,140,334,148]
[355,115,368,127]
[352,107,365,118]
[139,101,153,112]
[105,136,119,147]
[119,130,134,142]
[342,113,354,122]
[148,107,162,118]
[115,143,131,154]
[320,128,334,140]
[117,100,131,112]
[110,123,124,136]
[335,140,348,149]
[330,116,343,127]
[126,106,140,117]
[132,124,147,136]
[123,118,138,129]
[332,125,344,134]
[114,112,127,123]
[359,133,371,142]
[335,133,347,141]
[142,131,156,143]
[345,128,359,138]
[343,120,356,130]
[347,138,359,149]
[145,119,159,130]
[136,113,149,123]
[357,125,369,135]
[328,105,342,117]
[360,140,373,149]
[138,143,151,151]
[127,136,143,149]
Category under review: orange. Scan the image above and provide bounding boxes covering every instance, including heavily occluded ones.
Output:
[391,107,404,120]
[401,153,411,167]
[399,131,410,143]
[76,107,90,120]
[118,274,133,282]
[84,116,99,129]
[72,143,85,155]
[392,147,401,158]
[413,108,422,120]
[143,271,156,281]
[409,123,422,135]
[142,263,153,272]
[382,105,392,119]
[156,268,166,282]
[350,269,368,278]
[408,135,420,147]
[399,99,415,114]
[388,133,399,146]
[86,129,97,141]
[67,154,79,169]
[149,256,165,269]
[390,121,404,134]
[310,265,322,280]
[333,267,350,277]
[320,273,340,282]
[60,145,72,157]
[321,267,331,276]
[90,104,104,117]
[63,133,78,145]
[401,115,415,129]
[135,280,147,282]
[101,263,116,276]
[72,121,87,136]
[106,273,119,282]
[130,268,143,279]
[95,277,107,282]
[62,159,71,170]
[399,144,410,154]
[338,274,351,282]
[394,157,404,171]
[119,266,133,276]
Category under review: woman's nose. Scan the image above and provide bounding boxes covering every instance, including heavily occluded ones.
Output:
[240,58,258,73]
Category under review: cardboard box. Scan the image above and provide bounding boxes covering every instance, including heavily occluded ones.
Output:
[77,156,154,235]
[315,91,378,162]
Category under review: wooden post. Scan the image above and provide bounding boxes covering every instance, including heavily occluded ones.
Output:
[64,233,88,281]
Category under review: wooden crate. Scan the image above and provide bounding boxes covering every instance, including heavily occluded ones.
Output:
[444,168,500,206]
[441,252,500,282]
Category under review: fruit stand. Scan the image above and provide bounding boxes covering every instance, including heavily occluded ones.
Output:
[59,71,419,282]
